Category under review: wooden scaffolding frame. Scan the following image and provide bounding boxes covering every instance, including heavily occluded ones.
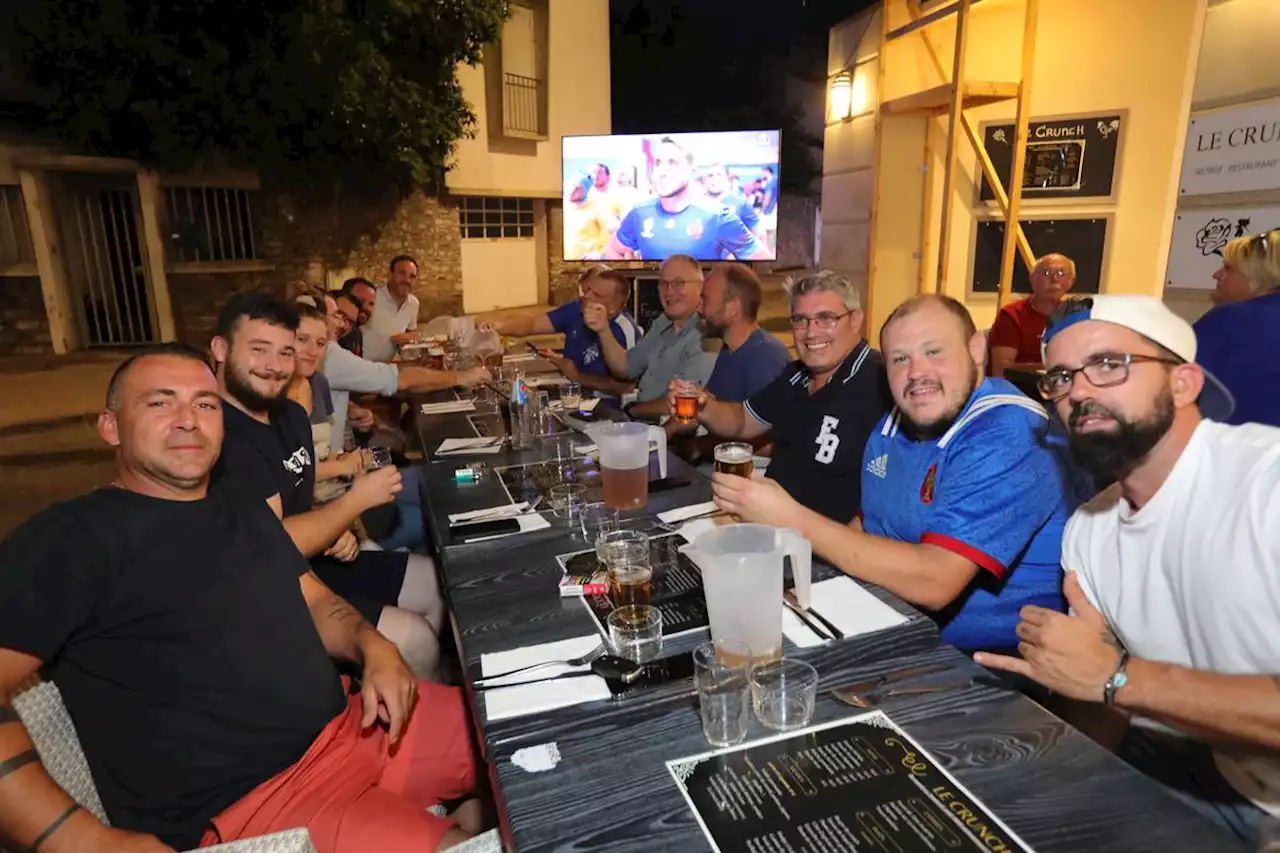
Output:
[872,0,1041,308]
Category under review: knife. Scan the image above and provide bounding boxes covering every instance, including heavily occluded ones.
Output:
[828,662,954,697]
[784,589,844,640]
[783,597,832,641]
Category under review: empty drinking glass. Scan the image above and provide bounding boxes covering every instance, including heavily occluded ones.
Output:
[694,640,752,748]
[561,382,582,411]
[607,606,663,663]
[595,529,649,570]
[579,502,619,542]
[750,658,819,732]
[549,483,586,522]
[365,446,394,470]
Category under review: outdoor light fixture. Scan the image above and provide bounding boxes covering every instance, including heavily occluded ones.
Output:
[827,67,871,124]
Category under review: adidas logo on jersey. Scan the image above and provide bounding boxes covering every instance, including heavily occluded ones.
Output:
[865,454,888,479]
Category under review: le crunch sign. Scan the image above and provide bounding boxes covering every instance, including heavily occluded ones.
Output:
[1179,96,1280,196]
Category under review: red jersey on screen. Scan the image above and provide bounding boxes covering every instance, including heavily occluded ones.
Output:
[987,297,1049,375]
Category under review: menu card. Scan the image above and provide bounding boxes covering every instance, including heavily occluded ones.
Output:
[667,710,1034,853]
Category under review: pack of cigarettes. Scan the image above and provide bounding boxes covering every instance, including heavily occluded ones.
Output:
[559,572,608,597]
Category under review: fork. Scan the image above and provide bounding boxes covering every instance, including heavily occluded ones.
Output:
[474,643,606,686]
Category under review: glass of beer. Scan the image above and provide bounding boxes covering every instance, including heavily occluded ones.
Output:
[673,384,701,425]
[608,564,653,611]
[714,442,754,478]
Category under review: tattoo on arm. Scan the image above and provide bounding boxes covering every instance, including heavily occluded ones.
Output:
[0,705,18,725]
[0,749,39,782]
[325,597,368,631]
[27,803,81,853]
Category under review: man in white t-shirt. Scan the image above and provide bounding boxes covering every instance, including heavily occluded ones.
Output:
[976,295,1279,846]
[364,255,422,362]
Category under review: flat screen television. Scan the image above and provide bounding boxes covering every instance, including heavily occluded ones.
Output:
[562,129,781,262]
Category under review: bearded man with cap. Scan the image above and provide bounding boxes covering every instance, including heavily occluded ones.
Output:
[976,295,1280,847]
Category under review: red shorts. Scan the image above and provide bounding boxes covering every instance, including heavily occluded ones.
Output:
[200,681,476,853]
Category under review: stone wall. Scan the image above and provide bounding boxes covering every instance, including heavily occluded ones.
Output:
[0,277,53,356]
[168,270,279,350]
[775,194,817,271]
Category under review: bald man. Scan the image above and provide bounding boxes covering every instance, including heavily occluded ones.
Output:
[988,253,1077,378]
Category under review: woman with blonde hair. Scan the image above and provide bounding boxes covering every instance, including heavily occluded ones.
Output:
[1193,229,1280,426]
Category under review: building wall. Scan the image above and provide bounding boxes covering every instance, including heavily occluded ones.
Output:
[0,276,52,356]
[168,270,276,349]
[446,0,612,198]
[1164,0,1280,323]
[855,0,1205,341]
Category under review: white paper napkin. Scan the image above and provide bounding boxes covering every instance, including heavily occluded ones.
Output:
[480,635,612,721]
[420,400,478,415]
[448,502,529,524]
[463,512,551,543]
[782,577,909,648]
[526,374,570,388]
[503,353,540,363]
[552,397,601,413]
[436,437,504,455]
[658,502,717,524]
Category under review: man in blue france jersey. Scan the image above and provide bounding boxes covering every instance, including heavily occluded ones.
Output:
[699,162,767,254]
[605,137,771,262]
[713,294,1079,652]
[758,165,779,252]
[478,265,638,400]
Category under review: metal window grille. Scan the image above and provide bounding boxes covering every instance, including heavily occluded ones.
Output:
[458,197,535,240]
[0,185,34,268]
[163,186,262,263]
[502,73,544,137]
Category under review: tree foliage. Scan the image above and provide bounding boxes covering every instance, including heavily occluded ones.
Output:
[5,0,510,194]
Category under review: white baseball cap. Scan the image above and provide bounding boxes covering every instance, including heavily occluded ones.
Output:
[1041,294,1235,422]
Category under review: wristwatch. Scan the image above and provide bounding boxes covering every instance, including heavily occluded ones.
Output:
[1103,649,1131,707]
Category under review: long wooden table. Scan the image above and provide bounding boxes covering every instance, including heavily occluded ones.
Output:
[411,390,1243,852]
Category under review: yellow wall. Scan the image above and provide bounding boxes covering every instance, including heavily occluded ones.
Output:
[447,0,612,198]
[1165,0,1280,323]
[864,0,1205,338]
[461,238,539,313]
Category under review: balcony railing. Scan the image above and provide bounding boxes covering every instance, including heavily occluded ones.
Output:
[502,72,544,137]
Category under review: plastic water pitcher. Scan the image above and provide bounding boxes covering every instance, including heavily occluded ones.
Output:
[680,524,812,662]
[585,422,667,478]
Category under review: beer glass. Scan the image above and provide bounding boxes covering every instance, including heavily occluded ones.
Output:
[713,442,754,478]
[607,606,663,663]
[561,382,582,412]
[694,640,752,747]
[750,658,818,732]
[549,483,585,522]
[673,385,701,425]
[607,564,653,610]
[595,529,649,570]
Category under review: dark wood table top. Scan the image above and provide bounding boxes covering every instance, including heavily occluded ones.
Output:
[489,646,1243,852]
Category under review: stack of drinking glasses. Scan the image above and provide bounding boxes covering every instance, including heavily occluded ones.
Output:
[595,529,662,665]
[694,641,819,746]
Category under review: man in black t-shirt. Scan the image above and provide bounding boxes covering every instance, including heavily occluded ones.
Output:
[0,347,479,852]
[209,293,445,680]
[673,270,889,522]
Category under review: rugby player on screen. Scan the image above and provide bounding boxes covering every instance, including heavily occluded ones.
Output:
[605,137,771,262]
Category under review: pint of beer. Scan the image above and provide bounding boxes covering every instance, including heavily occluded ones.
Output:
[714,442,754,478]
[674,392,699,424]
[608,565,654,612]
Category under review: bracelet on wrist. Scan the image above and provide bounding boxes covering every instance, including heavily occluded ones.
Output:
[1103,649,1131,706]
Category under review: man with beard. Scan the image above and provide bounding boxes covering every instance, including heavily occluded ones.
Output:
[338,277,378,357]
[363,256,421,362]
[604,137,770,261]
[697,263,789,401]
[977,296,1279,846]
[987,253,1077,378]
[0,346,481,852]
[211,293,445,679]
[676,270,888,523]
[713,294,1074,652]
[698,163,766,251]
[591,254,716,418]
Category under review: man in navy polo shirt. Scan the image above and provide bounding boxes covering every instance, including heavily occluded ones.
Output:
[676,270,889,523]
[480,265,639,400]
[605,137,770,262]
[713,294,1076,652]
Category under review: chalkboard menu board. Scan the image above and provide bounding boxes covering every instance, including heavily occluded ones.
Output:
[971,218,1106,294]
[632,276,663,334]
[980,114,1122,201]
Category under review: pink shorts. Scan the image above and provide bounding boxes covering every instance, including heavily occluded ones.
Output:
[200,681,476,853]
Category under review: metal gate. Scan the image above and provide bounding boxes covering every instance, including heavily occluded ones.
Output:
[55,173,158,346]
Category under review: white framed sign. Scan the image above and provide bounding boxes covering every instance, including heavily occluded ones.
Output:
[1166,205,1280,289]
[1179,97,1280,196]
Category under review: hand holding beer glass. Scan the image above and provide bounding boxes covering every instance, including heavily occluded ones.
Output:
[669,377,706,427]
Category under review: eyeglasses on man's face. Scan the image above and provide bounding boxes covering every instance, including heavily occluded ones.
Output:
[659,277,696,291]
[789,311,851,331]
[1038,352,1182,400]
[1035,267,1071,281]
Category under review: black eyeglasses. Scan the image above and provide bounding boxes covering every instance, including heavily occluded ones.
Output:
[789,311,851,331]
[1038,352,1182,400]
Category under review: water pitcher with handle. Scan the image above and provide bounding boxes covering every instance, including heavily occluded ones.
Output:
[680,524,811,664]
[584,422,666,509]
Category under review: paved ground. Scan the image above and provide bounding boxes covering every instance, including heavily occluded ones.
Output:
[0,274,803,538]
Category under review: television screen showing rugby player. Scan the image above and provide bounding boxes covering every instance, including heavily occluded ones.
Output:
[562,129,781,262]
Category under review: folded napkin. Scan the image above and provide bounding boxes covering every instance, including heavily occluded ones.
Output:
[657,502,717,524]
[448,502,529,524]
[462,512,551,543]
[420,400,478,415]
[551,397,601,413]
[525,374,570,388]
[658,502,722,542]
[782,577,909,648]
[503,353,539,363]
[436,437,504,456]
[480,635,612,721]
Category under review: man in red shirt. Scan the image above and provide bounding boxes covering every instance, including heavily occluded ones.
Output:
[987,253,1076,377]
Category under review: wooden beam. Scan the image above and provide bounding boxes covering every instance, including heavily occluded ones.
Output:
[135,171,177,342]
[997,0,1039,308]
[881,81,1016,117]
[17,170,79,352]
[918,121,937,294]
[933,0,972,295]
[886,0,985,41]
[864,1,890,341]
